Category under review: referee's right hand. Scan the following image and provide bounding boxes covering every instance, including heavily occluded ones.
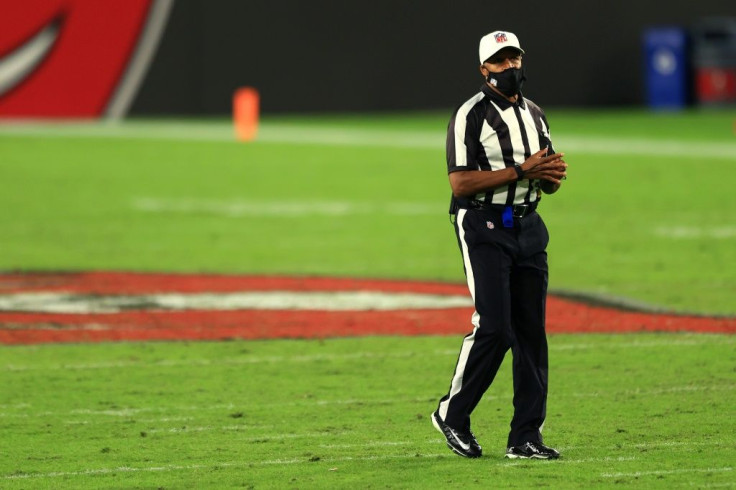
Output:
[521,148,567,186]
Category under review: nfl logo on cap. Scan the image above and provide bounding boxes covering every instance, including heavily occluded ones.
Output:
[479,30,525,64]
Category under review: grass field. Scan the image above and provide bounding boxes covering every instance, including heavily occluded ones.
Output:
[1,108,735,488]
[2,334,734,488]
[1,109,734,314]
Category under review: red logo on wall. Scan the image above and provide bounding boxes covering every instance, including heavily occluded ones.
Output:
[696,67,736,104]
[0,0,172,118]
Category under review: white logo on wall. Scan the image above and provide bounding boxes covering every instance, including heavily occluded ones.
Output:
[653,48,677,76]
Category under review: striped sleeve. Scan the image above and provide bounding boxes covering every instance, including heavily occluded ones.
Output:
[446,92,485,174]
[526,98,554,155]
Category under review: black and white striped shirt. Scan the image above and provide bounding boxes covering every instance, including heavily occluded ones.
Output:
[446,84,554,211]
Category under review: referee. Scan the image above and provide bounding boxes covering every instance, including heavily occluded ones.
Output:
[431,30,567,460]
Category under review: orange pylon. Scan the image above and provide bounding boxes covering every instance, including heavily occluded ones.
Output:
[233,87,259,141]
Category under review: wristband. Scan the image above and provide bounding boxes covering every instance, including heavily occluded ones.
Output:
[513,165,525,181]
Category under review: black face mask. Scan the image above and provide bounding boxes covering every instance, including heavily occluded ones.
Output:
[487,67,526,97]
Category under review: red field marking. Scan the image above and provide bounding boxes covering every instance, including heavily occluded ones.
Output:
[0,272,733,345]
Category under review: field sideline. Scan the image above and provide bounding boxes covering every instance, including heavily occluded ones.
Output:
[2,115,735,159]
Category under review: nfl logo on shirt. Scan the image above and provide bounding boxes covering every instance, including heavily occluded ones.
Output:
[494,32,508,43]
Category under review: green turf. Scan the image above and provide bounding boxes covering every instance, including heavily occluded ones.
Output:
[1,109,735,314]
[1,334,733,488]
[1,109,734,488]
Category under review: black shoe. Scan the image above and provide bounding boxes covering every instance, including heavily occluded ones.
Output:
[431,411,482,458]
[505,441,560,459]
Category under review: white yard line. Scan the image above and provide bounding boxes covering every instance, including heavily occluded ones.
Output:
[601,467,733,478]
[0,290,474,314]
[68,404,238,416]
[319,441,413,449]
[4,437,732,481]
[1,454,645,480]
[64,416,196,425]
[561,440,730,451]
[0,397,448,420]
[653,225,736,239]
[1,384,732,422]
[1,120,735,159]
[145,425,249,434]
[501,456,639,467]
[571,384,735,398]
[129,198,736,246]
[4,338,729,372]
[550,339,731,350]
[2,350,447,371]
[131,197,440,217]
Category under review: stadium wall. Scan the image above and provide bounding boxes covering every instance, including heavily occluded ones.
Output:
[128,0,733,115]
[0,0,731,117]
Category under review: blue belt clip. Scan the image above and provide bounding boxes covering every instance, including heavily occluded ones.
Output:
[502,206,514,228]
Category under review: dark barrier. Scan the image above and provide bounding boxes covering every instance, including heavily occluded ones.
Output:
[0,0,732,116]
[129,0,733,114]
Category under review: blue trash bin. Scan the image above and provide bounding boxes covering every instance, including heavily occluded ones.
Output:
[643,27,689,109]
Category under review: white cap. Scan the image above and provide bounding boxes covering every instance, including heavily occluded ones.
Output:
[478,31,525,64]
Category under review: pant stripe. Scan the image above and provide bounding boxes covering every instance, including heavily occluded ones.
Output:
[439,209,480,421]
[439,327,477,421]
[456,209,477,303]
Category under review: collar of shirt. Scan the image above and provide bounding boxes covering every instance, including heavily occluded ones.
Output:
[480,84,525,110]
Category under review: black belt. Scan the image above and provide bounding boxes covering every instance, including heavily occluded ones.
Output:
[464,200,538,218]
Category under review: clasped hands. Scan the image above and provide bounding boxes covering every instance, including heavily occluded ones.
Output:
[521,148,567,194]
[521,148,567,184]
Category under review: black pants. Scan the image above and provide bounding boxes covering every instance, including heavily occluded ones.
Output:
[437,207,550,447]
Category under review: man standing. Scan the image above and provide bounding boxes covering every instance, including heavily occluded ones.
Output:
[432,30,567,460]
